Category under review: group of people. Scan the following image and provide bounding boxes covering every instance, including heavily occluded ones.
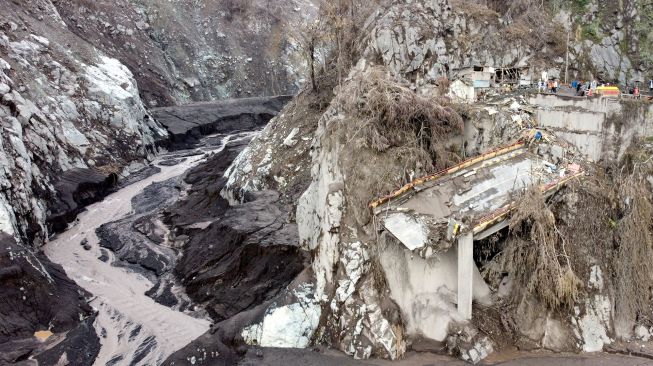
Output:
[538,78,653,97]
[537,73,653,97]
[537,79,559,93]
[570,79,599,97]
[625,80,653,96]
[626,82,641,96]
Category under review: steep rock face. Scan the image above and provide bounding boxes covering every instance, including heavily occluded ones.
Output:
[362,0,454,76]
[360,0,649,85]
[562,0,649,83]
[360,0,564,83]
[474,0,651,84]
[293,102,410,359]
[0,10,168,246]
[50,0,318,105]
[361,0,549,76]
[0,3,167,361]
[220,92,322,204]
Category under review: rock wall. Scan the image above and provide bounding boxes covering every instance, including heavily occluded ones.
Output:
[562,0,649,84]
[0,14,168,246]
[0,4,168,362]
[50,0,318,105]
[365,0,652,86]
[360,0,545,83]
[451,0,651,84]
[531,94,653,161]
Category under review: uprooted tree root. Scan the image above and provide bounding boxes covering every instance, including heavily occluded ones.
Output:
[554,170,653,328]
[335,66,464,173]
[496,188,582,312]
[484,168,653,332]
[328,67,468,227]
[612,176,653,327]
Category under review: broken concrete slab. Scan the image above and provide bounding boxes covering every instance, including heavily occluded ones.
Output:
[383,213,429,250]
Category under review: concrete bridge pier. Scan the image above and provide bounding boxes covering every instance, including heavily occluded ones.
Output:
[457,232,474,320]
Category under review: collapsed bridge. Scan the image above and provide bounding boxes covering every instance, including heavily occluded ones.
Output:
[372,140,583,319]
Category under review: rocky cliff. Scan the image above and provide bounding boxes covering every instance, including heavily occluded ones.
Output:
[451,0,652,84]
[50,0,318,105]
[0,2,172,361]
[0,2,309,362]
[0,4,169,247]
[167,0,653,364]
[2,0,653,365]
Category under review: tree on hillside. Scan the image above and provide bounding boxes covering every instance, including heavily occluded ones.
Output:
[291,0,379,93]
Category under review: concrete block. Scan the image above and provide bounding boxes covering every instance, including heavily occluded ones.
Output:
[457,232,474,320]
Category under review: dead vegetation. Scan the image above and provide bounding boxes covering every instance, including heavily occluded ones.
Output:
[290,0,380,94]
[612,175,653,328]
[450,0,500,21]
[493,188,582,312]
[320,66,467,229]
[484,155,653,334]
[504,6,567,60]
[336,67,464,173]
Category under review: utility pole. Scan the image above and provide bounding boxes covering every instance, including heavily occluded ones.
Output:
[564,29,570,85]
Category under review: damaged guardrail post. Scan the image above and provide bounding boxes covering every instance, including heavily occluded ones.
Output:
[457,231,474,320]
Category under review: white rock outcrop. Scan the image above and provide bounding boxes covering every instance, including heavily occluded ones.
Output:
[572,265,613,352]
[297,108,346,295]
[0,28,167,246]
[241,284,321,348]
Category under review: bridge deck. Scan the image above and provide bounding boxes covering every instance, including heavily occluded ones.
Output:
[376,144,581,251]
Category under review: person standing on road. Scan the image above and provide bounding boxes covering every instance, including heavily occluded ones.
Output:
[553,79,558,94]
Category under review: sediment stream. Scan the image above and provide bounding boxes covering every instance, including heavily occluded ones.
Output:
[44,132,256,366]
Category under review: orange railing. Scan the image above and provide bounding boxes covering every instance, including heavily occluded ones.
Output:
[369,141,526,209]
